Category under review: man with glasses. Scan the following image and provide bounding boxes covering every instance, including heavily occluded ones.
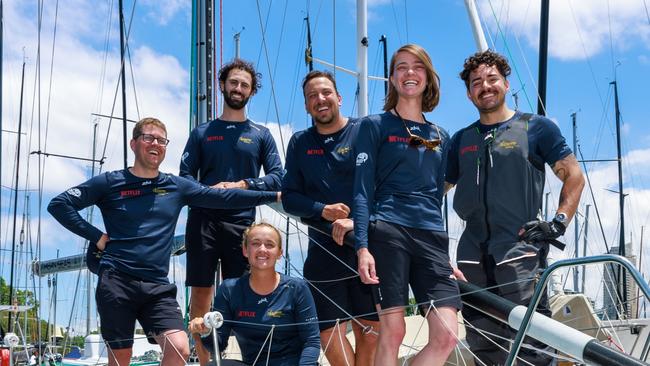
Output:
[179,58,283,365]
[48,117,279,366]
[445,50,585,365]
[282,70,379,366]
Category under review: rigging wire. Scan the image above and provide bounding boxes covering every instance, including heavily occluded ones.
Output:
[566,0,607,112]
[368,39,382,113]
[403,0,409,43]
[332,0,335,78]
[254,0,286,156]
[484,0,536,113]
[39,0,60,220]
[606,0,617,78]
[255,0,274,68]
[95,0,115,115]
[389,0,403,45]
[644,0,650,25]
[126,41,141,120]
[263,0,289,126]
[283,18,306,129]
[99,0,138,172]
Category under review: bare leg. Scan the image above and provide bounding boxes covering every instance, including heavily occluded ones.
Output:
[353,318,379,366]
[321,321,355,366]
[373,307,406,366]
[190,286,214,366]
[108,348,132,366]
[157,329,190,366]
[409,306,458,366]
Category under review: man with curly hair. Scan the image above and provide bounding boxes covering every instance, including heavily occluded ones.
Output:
[445,50,584,365]
[180,59,283,365]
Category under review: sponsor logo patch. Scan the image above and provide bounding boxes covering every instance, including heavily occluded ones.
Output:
[460,145,478,155]
[266,310,284,318]
[238,310,256,318]
[120,189,141,197]
[324,137,334,144]
[206,135,224,141]
[239,137,253,144]
[356,152,368,166]
[498,140,518,149]
[67,188,82,197]
[336,146,351,155]
[388,135,409,143]
[307,149,324,155]
[153,188,168,195]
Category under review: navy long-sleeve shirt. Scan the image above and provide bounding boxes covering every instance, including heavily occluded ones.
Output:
[352,112,450,250]
[47,169,277,283]
[203,274,320,366]
[179,119,283,223]
[282,120,360,279]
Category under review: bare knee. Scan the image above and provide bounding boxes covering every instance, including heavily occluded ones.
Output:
[379,323,405,349]
[108,348,132,366]
[432,331,457,353]
[354,321,379,349]
[159,330,190,365]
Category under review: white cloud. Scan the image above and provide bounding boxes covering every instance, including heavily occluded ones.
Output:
[478,0,650,60]
[140,0,190,25]
[639,55,650,65]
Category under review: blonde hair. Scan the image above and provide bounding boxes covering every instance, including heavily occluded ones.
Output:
[132,117,167,139]
[383,44,441,113]
[241,222,283,253]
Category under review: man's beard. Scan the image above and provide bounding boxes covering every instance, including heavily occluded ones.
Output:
[313,113,334,126]
[223,90,250,110]
[476,91,506,114]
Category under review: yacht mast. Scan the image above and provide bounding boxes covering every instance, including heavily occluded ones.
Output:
[191,0,214,129]
[537,0,550,115]
[356,0,367,117]
[611,79,628,317]
[118,0,128,169]
[8,59,26,331]
[464,0,488,51]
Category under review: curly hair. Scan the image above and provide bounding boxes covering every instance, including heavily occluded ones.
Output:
[241,222,283,253]
[218,58,262,95]
[384,44,440,113]
[459,50,511,90]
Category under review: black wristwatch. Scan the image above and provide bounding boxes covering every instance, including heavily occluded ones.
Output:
[553,212,568,228]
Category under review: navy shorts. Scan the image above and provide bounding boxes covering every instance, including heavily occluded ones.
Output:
[95,267,184,349]
[308,277,379,331]
[369,220,461,312]
[185,208,250,286]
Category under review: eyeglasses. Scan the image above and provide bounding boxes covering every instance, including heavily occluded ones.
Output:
[394,109,441,151]
[137,134,170,146]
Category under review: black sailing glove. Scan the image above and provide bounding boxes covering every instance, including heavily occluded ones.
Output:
[519,219,567,250]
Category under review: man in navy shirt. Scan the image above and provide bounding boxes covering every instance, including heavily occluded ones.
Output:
[179,59,283,365]
[48,118,278,366]
[445,50,585,365]
[282,70,379,366]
